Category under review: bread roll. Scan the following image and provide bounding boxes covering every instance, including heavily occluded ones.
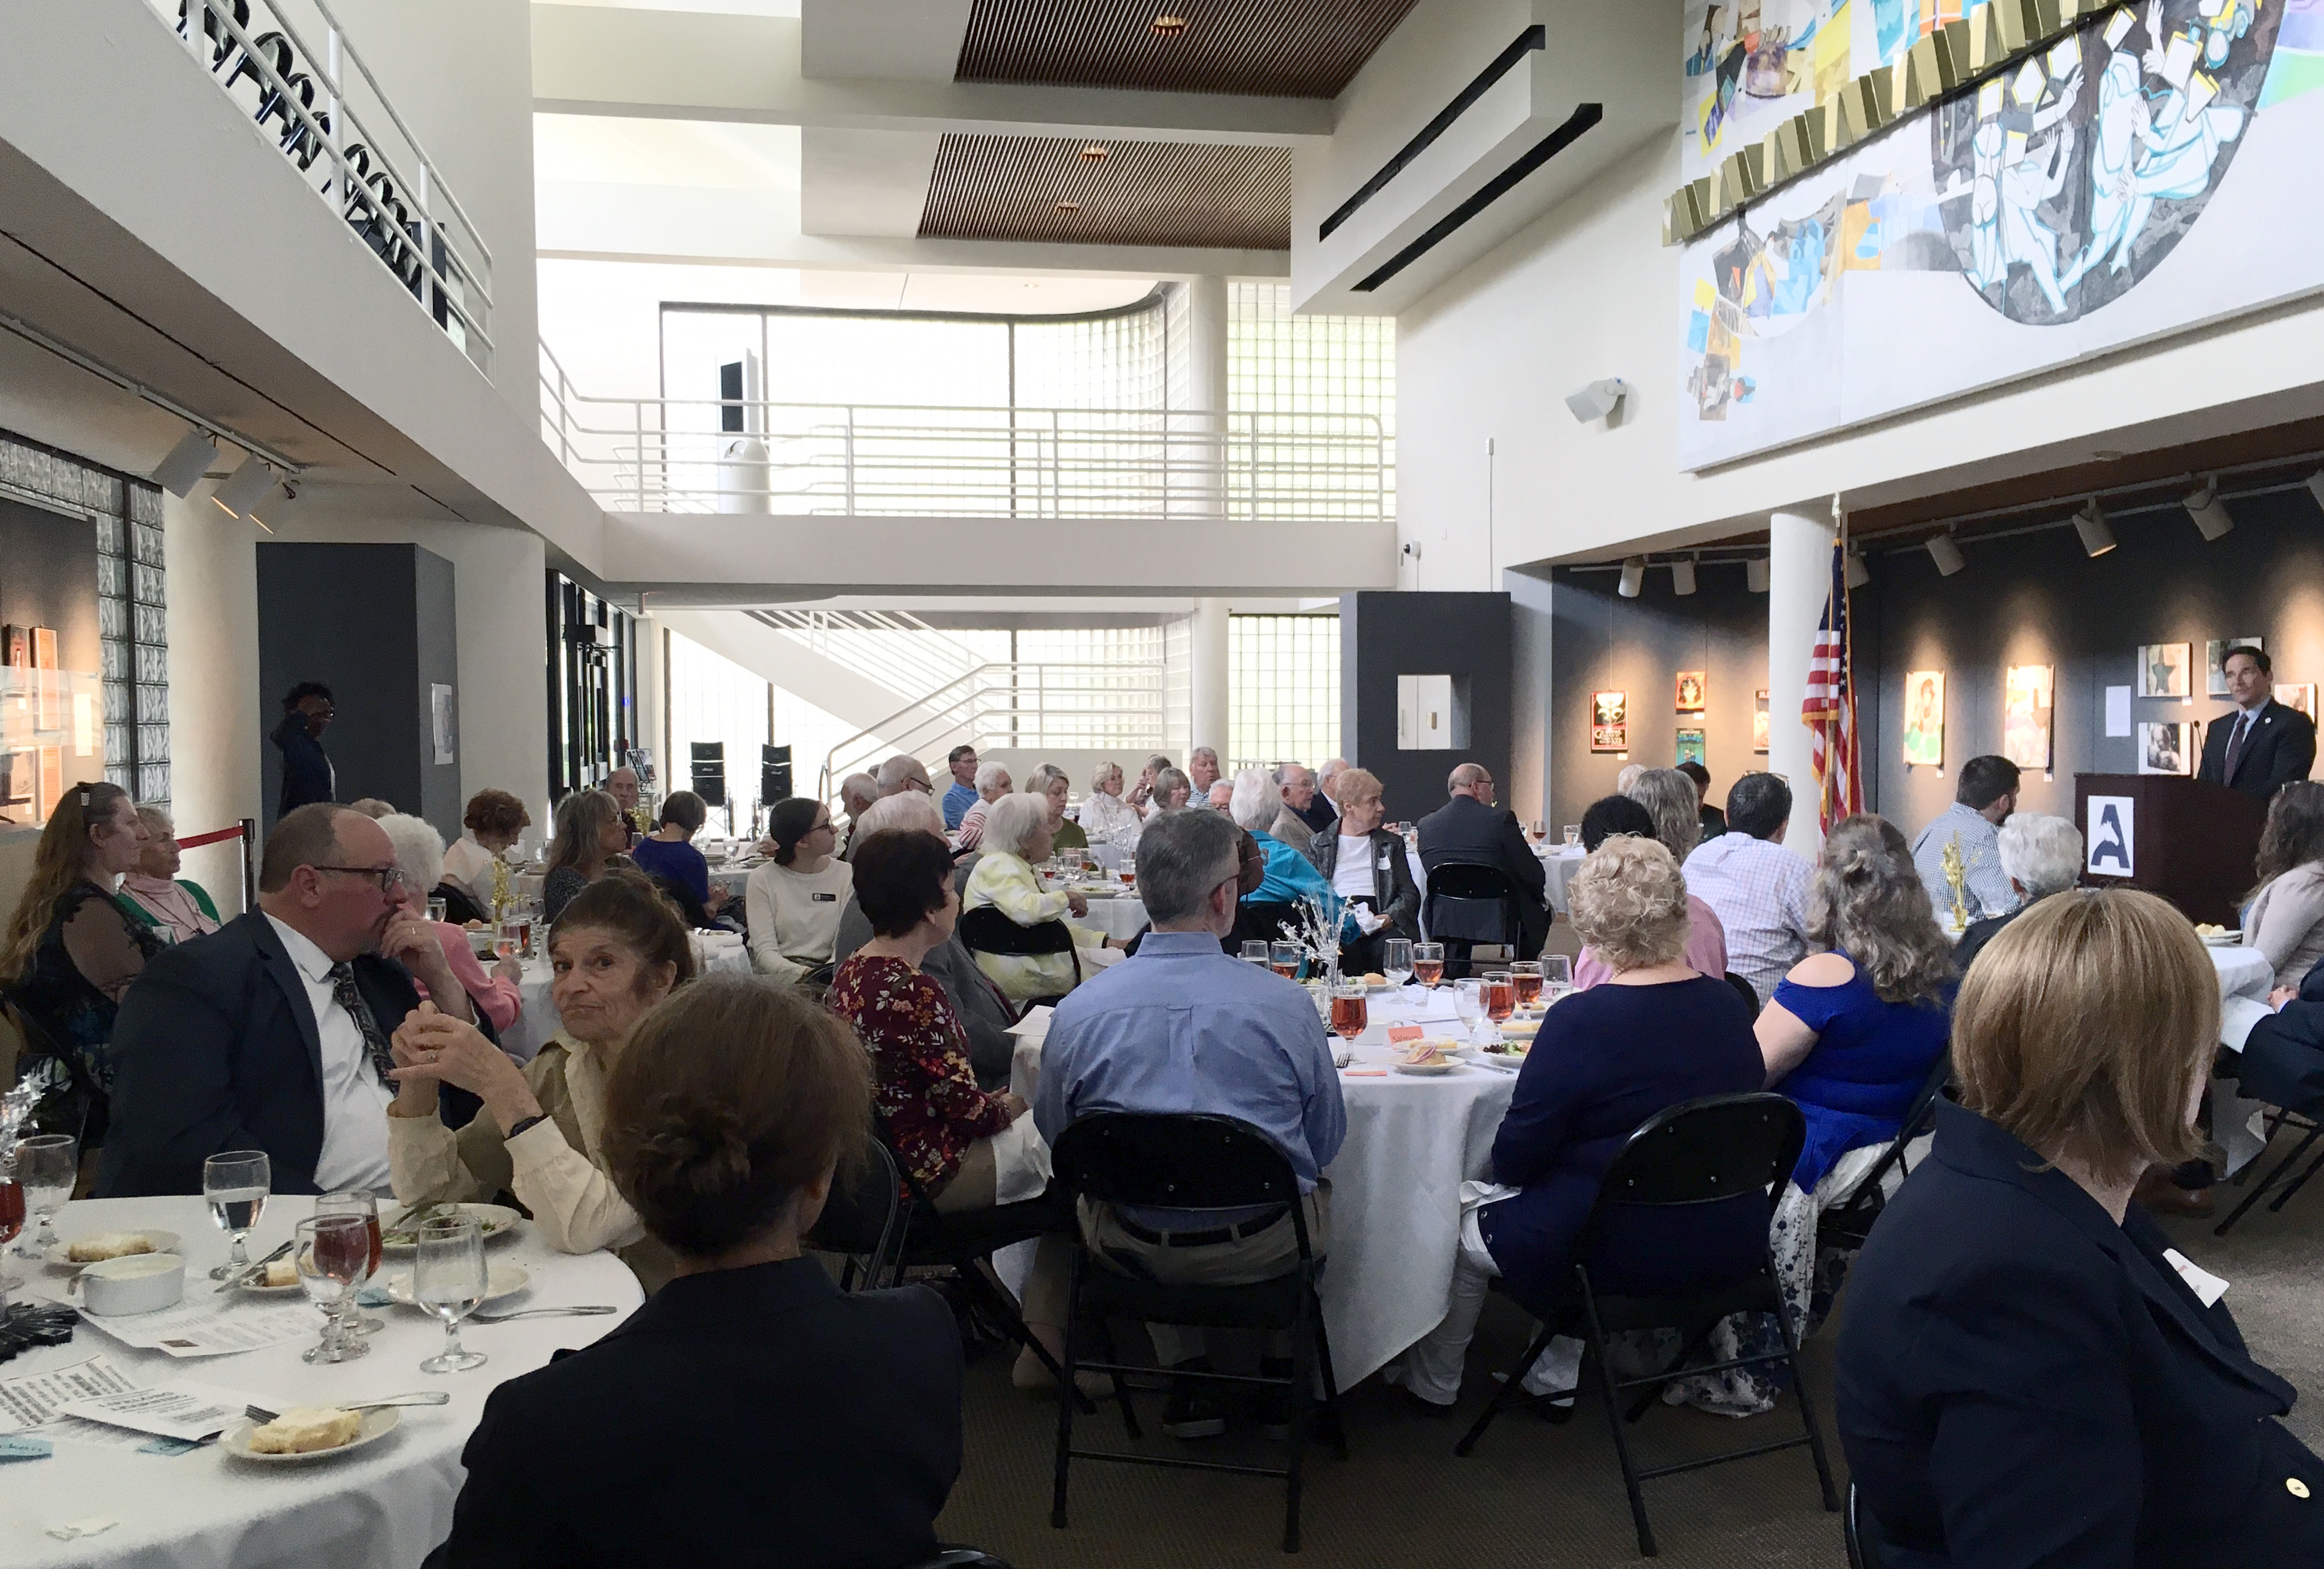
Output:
[68,1232,156,1263]
[247,1407,361,1454]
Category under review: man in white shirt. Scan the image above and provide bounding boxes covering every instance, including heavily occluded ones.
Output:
[1683,772,1814,1007]
[101,805,481,1197]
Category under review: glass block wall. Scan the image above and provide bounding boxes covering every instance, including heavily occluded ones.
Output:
[1229,282,1396,520]
[1228,613,1340,773]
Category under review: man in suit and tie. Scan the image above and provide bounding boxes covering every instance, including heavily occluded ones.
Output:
[2198,645,2317,802]
[1415,761,1551,964]
[100,804,485,1197]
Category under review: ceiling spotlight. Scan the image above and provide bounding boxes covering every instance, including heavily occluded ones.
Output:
[2073,498,2117,557]
[2307,470,2324,513]
[1927,531,1966,576]
[2184,480,2235,541]
[1670,557,1698,596]
[1617,556,1646,598]
[152,427,219,499]
[211,455,277,519]
[1564,378,1629,424]
[1746,556,1771,592]
[1844,550,1870,589]
[1150,13,1187,35]
[1055,199,1080,213]
[248,477,300,531]
[1080,146,1108,161]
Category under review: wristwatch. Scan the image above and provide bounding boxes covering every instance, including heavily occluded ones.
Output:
[505,1113,549,1140]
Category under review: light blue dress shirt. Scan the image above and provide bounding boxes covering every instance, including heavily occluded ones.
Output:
[1908,801,2017,926]
[1034,929,1347,1226]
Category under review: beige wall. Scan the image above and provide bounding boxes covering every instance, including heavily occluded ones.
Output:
[163,491,263,915]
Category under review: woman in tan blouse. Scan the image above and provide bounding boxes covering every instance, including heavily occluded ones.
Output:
[384,867,695,1291]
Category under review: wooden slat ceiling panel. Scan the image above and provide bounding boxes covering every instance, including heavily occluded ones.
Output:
[919,134,1292,249]
[956,0,1419,99]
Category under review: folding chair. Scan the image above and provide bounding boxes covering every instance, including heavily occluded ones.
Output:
[1423,863,1526,980]
[803,1136,902,1292]
[1819,1053,1950,1253]
[958,905,1081,1007]
[1455,1093,1840,1557]
[1231,899,1302,955]
[1844,1480,1889,1569]
[1047,1113,1346,1553]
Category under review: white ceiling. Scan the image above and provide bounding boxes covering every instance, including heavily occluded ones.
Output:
[534,114,797,189]
[543,0,801,14]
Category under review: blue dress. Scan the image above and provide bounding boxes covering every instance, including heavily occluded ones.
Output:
[1772,956,1952,1192]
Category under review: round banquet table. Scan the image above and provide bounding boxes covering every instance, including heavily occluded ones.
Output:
[0,1196,641,1569]
[1537,845,1586,913]
[1071,889,1149,944]
[501,933,753,1062]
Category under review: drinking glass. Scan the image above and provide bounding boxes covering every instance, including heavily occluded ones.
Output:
[1561,825,1581,849]
[495,920,526,963]
[1453,978,1485,1044]
[1329,983,1369,1041]
[203,1150,270,1281]
[1483,970,1517,1023]
[1542,953,1575,998]
[1412,941,1445,989]
[316,1192,386,1335]
[1530,819,1546,841]
[1510,960,1544,1010]
[1381,937,1413,988]
[1240,941,1271,966]
[13,1135,74,1259]
[416,1214,490,1374]
[0,1167,22,1307]
[1269,941,1304,980]
[1118,855,1138,889]
[425,898,449,925]
[297,1214,372,1364]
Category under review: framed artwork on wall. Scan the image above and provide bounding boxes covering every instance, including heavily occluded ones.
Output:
[1753,689,1769,753]
[0,749,29,809]
[2207,637,2265,696]
[2139,721,2192,776]
[2139,643,2191,699]
[1590,690,1629,753]
[1902,670,1945,767]
[32,626,57,732]
[2,626,24,670]
[1675,728,1707,767]
[2282,683,2317,720]
[1674,671,1706,713]
[2002,665,2055,771]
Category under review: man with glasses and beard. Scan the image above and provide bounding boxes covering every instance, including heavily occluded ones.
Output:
[100,804,492,1197]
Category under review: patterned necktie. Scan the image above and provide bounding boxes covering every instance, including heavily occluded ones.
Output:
[328,962,398,1089]
[2225,711,2253,780]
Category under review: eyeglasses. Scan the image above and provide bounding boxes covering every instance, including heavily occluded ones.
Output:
[312,865,407,892]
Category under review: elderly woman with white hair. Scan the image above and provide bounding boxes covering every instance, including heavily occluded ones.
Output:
[1078,760,1143,846]
[376,813,525,1036]
[1953,812,2085,974]
[954,761,1014,853]
[1229,767,1347,928]
[1569,769,1731,989]
[1026,763,1088,852]
[959,793,1119,1003]
[117,805,223,944]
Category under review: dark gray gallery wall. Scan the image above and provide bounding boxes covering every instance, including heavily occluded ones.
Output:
[257,543,461,844]
[0,498,101,674]
[1341,590,1511,817]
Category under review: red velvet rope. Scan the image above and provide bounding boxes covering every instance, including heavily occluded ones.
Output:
[175,825,247,850]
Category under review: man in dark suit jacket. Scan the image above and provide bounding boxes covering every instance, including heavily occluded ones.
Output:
[2197,644,2317,802]
[1415,762,1550,962]
[270,681,335,820]
[99,805,484,1197]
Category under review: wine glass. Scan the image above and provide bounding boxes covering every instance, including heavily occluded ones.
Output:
[316,1192,386,1335]
[1240,940,1271,966]
[203,1150,270,1281]
[1118,855,1138,889]
[13,1135,74,1259]
[416,1214,490,1374]
[1542,953,1575,999]
[1483,970,1517,1025]
[1412,941,1445,989]
[1329,983,1369,1043]
[297,1214,372,1364]
[1269,941,1304,980]
[1510,960,1544,1010]
[1453,978,1486,1045]
[1381,938,1413,988]
[0,1166,22,1308]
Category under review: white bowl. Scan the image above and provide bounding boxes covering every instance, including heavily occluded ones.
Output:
[68,1253,185,1316]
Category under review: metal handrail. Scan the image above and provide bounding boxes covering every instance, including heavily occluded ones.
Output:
[747,608,986,700]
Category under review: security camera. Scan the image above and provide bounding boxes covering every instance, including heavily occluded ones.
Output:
[1565,378,1629,423]
[1401,540,1422,561]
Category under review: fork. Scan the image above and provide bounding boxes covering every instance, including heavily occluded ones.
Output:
[468,1304,621,1324]
[244,1392,450,1423]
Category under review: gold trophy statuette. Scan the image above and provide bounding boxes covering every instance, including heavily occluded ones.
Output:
[490,854,512,923]
[1941,835,1970,934]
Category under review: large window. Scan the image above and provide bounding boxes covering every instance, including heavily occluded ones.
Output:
[545,573,638,801]
[1229,613,1339,773]
[1232,282,1396,519]
[665,629,770,827]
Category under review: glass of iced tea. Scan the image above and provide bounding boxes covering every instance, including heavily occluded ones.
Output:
[1269,941,1304,980]
[1483,970,1516,1023]
[1329,983,1368,1041]
[1411,941,1445,989]
[1510,960,1544,1008]
[316,1191,386,1335]
[1118,855,1137,888]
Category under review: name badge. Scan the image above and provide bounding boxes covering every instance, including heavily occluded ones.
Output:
[1377,854,1391,871]
[811,892,837,903]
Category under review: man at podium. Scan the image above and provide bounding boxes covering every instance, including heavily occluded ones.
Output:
[2198,646,2316,802]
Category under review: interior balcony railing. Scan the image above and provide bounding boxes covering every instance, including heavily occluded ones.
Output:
[540,346,1387,523]
[147,0,495,371]
[819,663,1170,804]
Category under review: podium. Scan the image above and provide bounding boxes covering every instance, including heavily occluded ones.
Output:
[2073,773,2264,926]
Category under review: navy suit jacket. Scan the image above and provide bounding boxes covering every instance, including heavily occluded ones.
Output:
[97,912,464,1197]
[1837,1098,2324,1568]
[1415,794,1550,950]
[271,710,334,817]
[2196,696,2316,802]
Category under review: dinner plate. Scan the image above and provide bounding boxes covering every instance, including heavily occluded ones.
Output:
[380,1262,529,1306]
[2201,932,2242,948]
[378,1204,522,1252]
[1392,1061,1459,1076]
[46,1231,180,1270]
[220,1407,400,1465]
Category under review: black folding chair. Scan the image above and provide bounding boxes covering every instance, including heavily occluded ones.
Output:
[2215,1105,2324,1237]
[958,905,1081,1006]
[1455,1093,1840,1558]
[1423,863,1525,979]
[1819,1053,1950,1253]
[1844,1480,1889,1569]
[804,1137,903,1292]
[1231,899,1302,955]
[1047,1113,1346,1553]
[1722,971,1762,1019]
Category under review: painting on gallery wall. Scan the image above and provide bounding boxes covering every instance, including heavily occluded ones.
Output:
[2140,721,2193,776]
[1676,728,1707,767]
[2207,637,2266,696]
[1902,670,1944,767]
[1753,689,1769,753]
[1591,690,1629,753]
[0,749,28,810]
[1675,671,1707,713]
[2140,643,2192,699]
[2002,665,2055,772]
[1677,2,2324,469]
[2282,683,2318,720]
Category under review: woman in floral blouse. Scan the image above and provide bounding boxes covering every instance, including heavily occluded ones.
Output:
[828,826,1072,1391]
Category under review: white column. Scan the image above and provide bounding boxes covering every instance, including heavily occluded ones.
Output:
[1766,509,1831,855]
[163,491,262,915]
[1185,276,1229,519]
[1192,596,1231,765]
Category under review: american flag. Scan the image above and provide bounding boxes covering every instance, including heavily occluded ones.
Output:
[1801,540,1862,831]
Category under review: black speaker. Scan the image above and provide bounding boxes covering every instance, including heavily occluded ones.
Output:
[761,744,793,805]
[690,741,726,807]
[719,361,745,434]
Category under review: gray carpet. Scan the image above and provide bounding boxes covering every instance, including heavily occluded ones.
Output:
[932,1123,2324,1567]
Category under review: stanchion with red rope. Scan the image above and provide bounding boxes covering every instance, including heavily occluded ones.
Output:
[174,819,259,912]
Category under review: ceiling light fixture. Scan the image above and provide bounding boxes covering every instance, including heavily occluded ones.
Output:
[1054,199,1080,213]
[1927,531,1967,577]
[1081,146,1108,161]
[1746,557,1771,592]
[1617,557,1646,598]
[1150,14,1187,35]
[1844,550,1871,590]
[211,455,277,519]
[2184,479,2235,541]
[1670,557,1698,596]
[152,427,220,499]
[2073,498,2117,557]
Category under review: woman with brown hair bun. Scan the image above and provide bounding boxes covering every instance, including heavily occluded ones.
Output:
[387,867,695,1290]
[425,973,963,1569]
[1838,889,2324,1567]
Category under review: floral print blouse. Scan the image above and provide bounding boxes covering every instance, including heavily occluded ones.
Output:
[829,953,1013,1192]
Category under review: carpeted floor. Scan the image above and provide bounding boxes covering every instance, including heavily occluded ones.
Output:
[932,1122,2324,1567]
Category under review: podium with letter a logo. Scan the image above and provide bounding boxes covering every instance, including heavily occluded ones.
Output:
[2073,774,2265,927]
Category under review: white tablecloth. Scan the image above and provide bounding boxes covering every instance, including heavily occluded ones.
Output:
[1071,890,1149,943]
[502,934,753,1062]
[2210,943,2278,1176]
[1537,846,1586,913]
[0,1196,641,1569]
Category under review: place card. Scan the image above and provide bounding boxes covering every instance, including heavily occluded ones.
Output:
[59,1382,262,1443]
[0,1435,52,1461]
[2162,1247,2229,1308]
[1385,1025,1423,1044]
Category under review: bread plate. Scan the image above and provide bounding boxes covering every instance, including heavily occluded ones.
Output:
[2200,931,2243,948]
[379,1203,522,1252]
[219,1407,399,1465]
[1392,1060,1459,1076]
[381,1262,529,1306]
[46,1231,180,1270]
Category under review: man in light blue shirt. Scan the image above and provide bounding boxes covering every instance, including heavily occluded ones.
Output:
[1035,807,1344,1439]
[1908,755,2020,929]
[940,745,979,832]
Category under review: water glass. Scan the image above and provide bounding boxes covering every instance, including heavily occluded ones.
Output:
[1542,953,1575,998]
[1561,825,1581,849]
[316,1191,386,1335]
[203,1150,270,1281]
[416,1215,490,1374]
[1412,941,1446,989]
[425,898,449,925]
[297,1214,372,1364]
[13,1134,74,1259]
[1453,978,1486,1043]
[1269,941,1304,980]
[1381,938,1413,988]
[495,920,527,963]
[1240,940,1271,965]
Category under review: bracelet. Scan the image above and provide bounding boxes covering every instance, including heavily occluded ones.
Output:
[505,1113,549,1140]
